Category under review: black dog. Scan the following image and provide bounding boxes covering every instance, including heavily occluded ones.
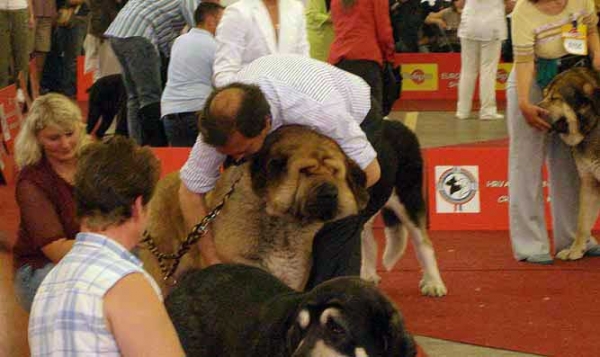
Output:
[86,74,128,139]
[165,264,416,357]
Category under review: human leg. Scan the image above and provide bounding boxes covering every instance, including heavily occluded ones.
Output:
[13,263,54,312]
[456,38,480,119]
[507,69,552,262]
[60,17,87,97]
[162,112,200,147]
[110,37,163,145]
[335,59,384,111]
[478,39,503,119]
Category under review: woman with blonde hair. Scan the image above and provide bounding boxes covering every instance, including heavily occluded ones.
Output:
[12,93,87,311]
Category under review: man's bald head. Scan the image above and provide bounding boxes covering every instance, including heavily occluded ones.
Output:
[200,83,271,147]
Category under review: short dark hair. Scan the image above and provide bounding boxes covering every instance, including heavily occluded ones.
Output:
[194,1,224,25]
[74,137,160,229]
[199,83,271,147]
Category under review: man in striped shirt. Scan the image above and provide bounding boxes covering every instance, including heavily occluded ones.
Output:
[179,54,382,288]
[105,0,186,147]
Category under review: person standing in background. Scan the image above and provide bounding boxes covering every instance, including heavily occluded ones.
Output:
[161,2,225,147]
[0,0,34,106]
[55,0,89,99]
[84,0,125,81]
[328,0,395,109]
[212,0,310,87]
[455,0,507,120]
[507,0,600,264]
[305,0,334,61]
[105,0,186,146]
[28,0,56,98]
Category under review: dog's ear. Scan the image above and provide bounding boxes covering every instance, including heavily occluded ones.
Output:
[378,308,417,357]
[346,159,369,210]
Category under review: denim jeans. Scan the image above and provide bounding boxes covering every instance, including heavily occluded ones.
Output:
[162,111,199,147]
[55,16,88,97]
[14,263,54,312]
[110,37,162,144]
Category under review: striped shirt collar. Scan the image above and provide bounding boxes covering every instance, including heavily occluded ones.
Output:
[75,232,142,267]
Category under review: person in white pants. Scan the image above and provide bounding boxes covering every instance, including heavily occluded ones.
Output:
[506,70,599,263]
[456,0,508,120]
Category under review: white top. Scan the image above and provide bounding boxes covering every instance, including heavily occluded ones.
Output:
[212,0,310,87]
[180,54,374,194]
[458,0,508,41]
[161,28,216,116]
[0,0,28,10]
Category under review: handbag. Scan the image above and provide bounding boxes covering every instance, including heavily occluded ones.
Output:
[382,62,402,116]
[56,5,81,28]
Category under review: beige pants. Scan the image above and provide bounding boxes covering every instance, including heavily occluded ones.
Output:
[83,34,122,82]
[0,9,30,87]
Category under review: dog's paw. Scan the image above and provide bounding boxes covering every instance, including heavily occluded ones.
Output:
[556,247,585,261]
[361,271,382,285]
[419,278,447,297]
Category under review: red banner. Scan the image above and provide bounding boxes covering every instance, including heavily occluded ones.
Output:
[424,143,600,230]
[77,56,94,102]
[395,53,510,100]
[0,85,23,154]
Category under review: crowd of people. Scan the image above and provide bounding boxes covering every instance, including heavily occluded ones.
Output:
[3,0,600,355]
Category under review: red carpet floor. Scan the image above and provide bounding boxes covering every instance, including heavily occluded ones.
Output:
[378,229,600,357]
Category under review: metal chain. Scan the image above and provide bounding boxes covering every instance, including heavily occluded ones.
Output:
[141,173,242,285]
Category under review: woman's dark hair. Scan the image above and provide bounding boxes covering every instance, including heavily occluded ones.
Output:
[74,137,160,229]
[194,1,224,25]
[199,83,271,147]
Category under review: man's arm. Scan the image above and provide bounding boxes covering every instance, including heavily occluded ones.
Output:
[104,273,185,356]
[363,158,381,188]
[178,183,221,265]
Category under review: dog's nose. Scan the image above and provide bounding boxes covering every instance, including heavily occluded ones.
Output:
[316,182,338,201]
[306,183,338,221]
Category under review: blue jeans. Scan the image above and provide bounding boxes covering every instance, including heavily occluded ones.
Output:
[14,263,54,312]
[110,37,162,144]
[55,16,88,97]
[162,111,199,147]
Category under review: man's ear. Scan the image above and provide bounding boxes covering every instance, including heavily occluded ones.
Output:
[132,196,145,221]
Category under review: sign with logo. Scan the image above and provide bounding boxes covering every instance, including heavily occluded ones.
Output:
[0,85,23,153]
[424,143,600,230]
[402,64,438,91]
[435,165,480,213]
[395,53,510,100]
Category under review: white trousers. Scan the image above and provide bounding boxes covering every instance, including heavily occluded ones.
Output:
[506,69,596,260]
[456,38,502,118]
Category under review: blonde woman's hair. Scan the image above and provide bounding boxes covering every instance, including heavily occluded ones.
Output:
[14,93,87,169]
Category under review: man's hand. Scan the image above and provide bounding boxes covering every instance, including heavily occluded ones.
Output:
[592,54,600,72]
[178,183,223,266]
[519,102,551,132]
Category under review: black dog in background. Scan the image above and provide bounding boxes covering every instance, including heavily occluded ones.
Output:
[165,264,416,357]
[86,74,128,139]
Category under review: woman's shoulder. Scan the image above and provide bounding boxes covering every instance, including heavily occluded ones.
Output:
[17,159,49,183]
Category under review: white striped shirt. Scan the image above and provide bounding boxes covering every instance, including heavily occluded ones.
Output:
[180,54,374,194]
[104,0,186,56]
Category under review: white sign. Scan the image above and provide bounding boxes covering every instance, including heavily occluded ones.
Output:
[435,165,480,213]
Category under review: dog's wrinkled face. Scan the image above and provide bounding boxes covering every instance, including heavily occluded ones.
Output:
[538,67,600,146]
[251,126,369,222]
[286,278,416,357]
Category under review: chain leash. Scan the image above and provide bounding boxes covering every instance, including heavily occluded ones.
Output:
[141,173,242,286]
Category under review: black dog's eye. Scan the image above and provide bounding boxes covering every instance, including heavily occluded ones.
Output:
[326,318,345,336]
[268,157,287,172]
